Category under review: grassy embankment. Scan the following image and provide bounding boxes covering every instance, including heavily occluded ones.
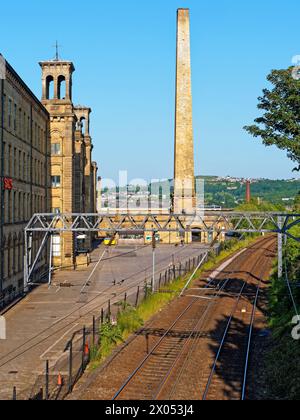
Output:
[89,235,260,370]
[262,225,300,400]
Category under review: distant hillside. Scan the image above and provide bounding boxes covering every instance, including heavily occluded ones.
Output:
[102,176,300,209]
[200,176,300,208]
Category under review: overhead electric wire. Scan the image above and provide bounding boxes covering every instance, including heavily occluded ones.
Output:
[284,260,299,319]
[0,244,205,368]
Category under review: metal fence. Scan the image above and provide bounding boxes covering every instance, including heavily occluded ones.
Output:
[10,247,218,400]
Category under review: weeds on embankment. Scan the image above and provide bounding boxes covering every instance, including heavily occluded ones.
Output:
[260,227,300,400]
[88,235,260,370]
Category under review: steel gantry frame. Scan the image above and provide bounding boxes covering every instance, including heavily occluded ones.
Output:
[23,211,300,289]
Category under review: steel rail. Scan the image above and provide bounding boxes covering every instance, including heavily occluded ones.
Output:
[202,282,247,400]
[241,238,299,401]
[152,278,231,401]
[202,237,275,401]
[164,240,266,401]
[239,238,276,401]
[111,275,225,401]
[0,247,209,369]
[241,282,261,400]
[112,236,275,401]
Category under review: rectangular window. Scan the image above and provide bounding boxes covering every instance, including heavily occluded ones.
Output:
[23,152,26,179]
[23,112,26,138]
[14,148,17,178]
[52,207,61,214]
[19,108,22,136]
[52,235,61,257]
[27,116,30,140]
[51,176,61,188]
[3,94,6,127]
[14,103,17,131]
[8,99,12,128]
[51,143,61,155]
[19,150,22,179]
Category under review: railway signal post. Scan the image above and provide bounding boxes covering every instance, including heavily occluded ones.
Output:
[152,231,157,293]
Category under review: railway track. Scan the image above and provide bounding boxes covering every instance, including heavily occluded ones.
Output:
[113,276,229,400]
[201,257,269,401]
[111,236,276,401]
[0,244,206,372]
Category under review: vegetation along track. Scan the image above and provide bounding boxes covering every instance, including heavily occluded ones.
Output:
[111,236,276,401]
[0,244,202,371]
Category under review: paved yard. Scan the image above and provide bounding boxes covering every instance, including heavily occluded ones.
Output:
[0,242,208,399]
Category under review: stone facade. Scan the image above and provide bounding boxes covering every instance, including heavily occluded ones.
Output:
[0,57,50,306]
[174,8,195,214]
[0,54,98,307]
[39,59,97,268]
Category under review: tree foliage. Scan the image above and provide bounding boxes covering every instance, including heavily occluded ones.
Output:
[244,67,300,171]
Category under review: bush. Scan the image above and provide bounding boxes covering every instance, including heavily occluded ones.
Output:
[263,225,300,399]
[97,322,124,360]
[117,305,144,335]
[264,335,300,400]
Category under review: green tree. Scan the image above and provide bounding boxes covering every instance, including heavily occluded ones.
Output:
[294,192,300,211]
[244,68,300,171]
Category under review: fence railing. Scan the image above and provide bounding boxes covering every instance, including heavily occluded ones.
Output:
[10,248,217,400]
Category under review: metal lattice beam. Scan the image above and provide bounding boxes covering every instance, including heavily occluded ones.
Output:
[23,211,300,289]
[24,212,300,241]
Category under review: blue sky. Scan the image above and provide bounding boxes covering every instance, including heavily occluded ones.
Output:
[1,0,300,182]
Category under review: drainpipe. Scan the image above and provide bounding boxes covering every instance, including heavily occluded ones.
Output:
[0,79,5,294]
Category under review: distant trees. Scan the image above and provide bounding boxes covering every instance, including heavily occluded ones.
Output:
[244,68,300,171]
[204,178,300,208]
[293,192,300,211]
[236,200,284,213]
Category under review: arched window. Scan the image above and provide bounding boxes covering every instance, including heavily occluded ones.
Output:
[80,117,86,134]
[46,75,54,100]
[57,75,66,100]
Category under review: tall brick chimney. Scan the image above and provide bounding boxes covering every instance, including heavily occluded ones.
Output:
[173,9,195,214]
[246,180,251,203]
